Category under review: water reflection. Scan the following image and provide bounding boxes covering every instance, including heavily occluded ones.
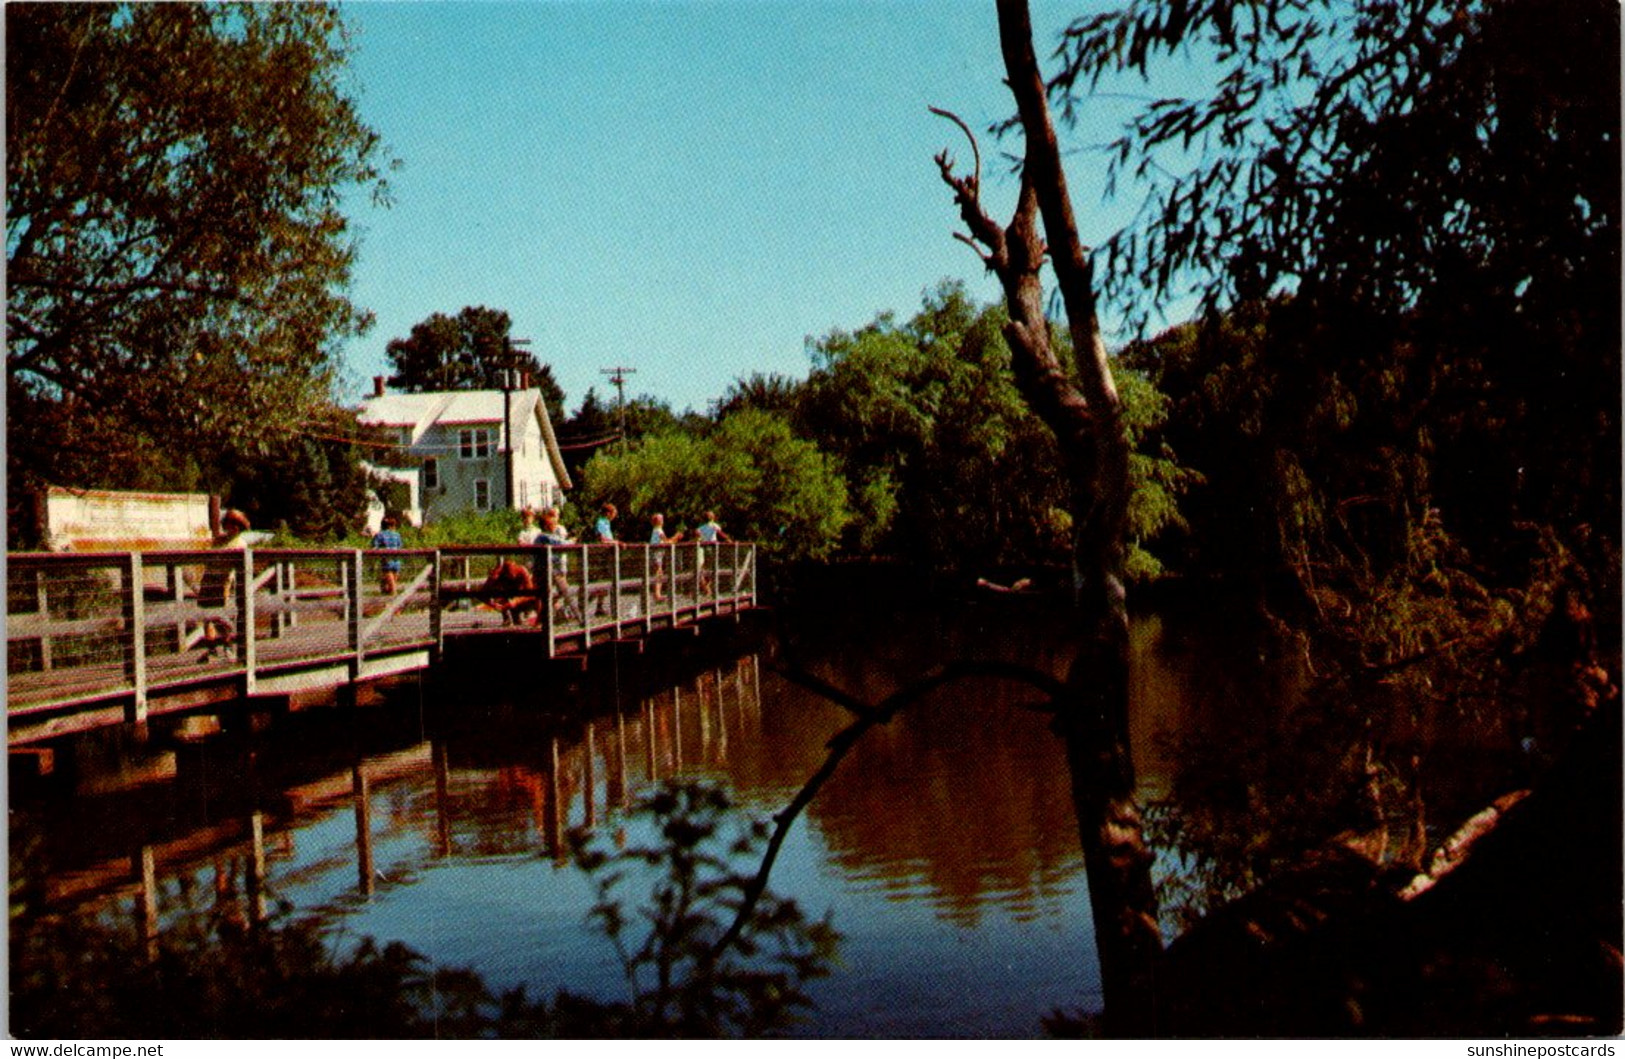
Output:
[20,597,1583,1037]
[12,631,1099,1037]
[1128,606,1538,932]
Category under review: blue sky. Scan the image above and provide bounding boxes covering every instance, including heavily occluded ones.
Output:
[335,1,1163,416]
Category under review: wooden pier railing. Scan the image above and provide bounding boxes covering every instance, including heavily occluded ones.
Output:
[6,542,757,736]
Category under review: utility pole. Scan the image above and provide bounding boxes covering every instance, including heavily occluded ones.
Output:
[503,337,533,510]
[600,365,636,452]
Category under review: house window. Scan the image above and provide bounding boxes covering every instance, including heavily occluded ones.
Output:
[474,479,491,511]
[519,481,529,508]
[459,428,491,460]
[423,457,439,490]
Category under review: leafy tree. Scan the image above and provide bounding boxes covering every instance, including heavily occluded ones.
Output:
[797,282,1191,575]
[532,363,569,429]
[1053,0,1618,330]
[579,411,850,562]
[385,306,562,402]
[6,3,390,545]
[799,284,1042,563]
[716,372,803,420]
[224,405,384,542]
[561,388,706,478]
[1068,0,1619,680]
[621,395,706,442]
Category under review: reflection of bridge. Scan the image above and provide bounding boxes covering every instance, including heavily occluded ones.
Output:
[31,656,765,942]
[7,543,757,744]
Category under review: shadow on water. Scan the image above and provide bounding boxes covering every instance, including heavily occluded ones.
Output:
[9,593,1620,1037]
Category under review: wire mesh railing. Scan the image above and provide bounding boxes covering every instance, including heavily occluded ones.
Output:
[8,542,756,718]
[435,541,757,650]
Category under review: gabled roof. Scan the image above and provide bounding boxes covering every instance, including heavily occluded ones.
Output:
[358,387,572,490]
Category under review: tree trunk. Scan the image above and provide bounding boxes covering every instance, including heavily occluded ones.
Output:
[935,0,1161,1034]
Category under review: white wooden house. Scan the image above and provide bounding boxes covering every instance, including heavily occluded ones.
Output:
[358,381,572,525]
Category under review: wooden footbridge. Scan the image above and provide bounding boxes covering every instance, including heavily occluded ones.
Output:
[6,541,757,745]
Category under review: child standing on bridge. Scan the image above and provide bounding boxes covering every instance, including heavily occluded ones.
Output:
[516,507,543,546]
[648,513,682,602]
[538,508,581,623]
[371,516,404,595]
[594,503,617,543]
[694,510,729,594]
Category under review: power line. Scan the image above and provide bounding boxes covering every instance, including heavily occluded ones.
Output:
[295,424,628,455]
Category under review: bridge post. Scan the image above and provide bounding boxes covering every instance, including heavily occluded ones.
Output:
[642,545,652,631]
[347,549,365,678]
[611,544,623,639]
[352,761,374,896]
[430,551,445,656]
[166,559,187,652]
[239,548,257,694]
[267,560,287,638]
[583,723,597,829]
[33,566,55,671]
[665,546,675,623]
[123,552,148,724]
[546,736,564,860]
[579,545,592,643]
[133,844,159,963]
[248,810,268,924]
[542,547,556,657]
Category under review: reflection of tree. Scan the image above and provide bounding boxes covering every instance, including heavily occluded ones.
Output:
[1149,704,1623,1037]
[1138,598,1561,932]
[804,674,1084,927]
[709,623,1145,998]
[1120,591,1624,1036]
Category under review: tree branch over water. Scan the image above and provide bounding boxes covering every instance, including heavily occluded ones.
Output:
[711,648,1070,957]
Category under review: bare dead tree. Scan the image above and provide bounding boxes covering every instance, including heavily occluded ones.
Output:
[933,0,1161,1036]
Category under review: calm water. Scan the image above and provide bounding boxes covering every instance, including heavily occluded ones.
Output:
[8,597,1535,1037]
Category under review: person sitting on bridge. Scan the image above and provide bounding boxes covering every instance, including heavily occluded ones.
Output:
[198,508,252,661]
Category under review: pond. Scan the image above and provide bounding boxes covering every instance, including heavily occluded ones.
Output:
[7,594,1558,1037]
